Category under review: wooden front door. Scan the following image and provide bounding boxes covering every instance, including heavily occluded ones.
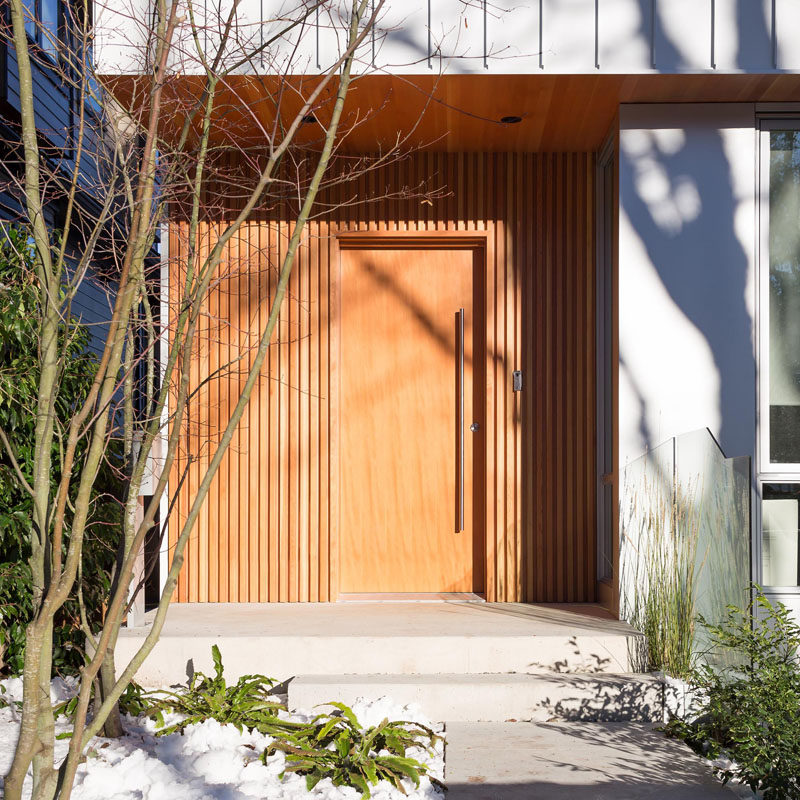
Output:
[339,241,484,593]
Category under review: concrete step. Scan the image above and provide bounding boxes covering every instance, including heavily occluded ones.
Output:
[288,673,667,723]
[121,631,642,684]
[117,603,645,685]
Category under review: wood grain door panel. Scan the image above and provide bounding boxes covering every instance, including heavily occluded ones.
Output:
[339,244,483,592]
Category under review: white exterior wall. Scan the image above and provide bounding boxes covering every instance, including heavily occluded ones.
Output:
[95,0,800,76]
[617,102,781,623]
[618,103,758,471]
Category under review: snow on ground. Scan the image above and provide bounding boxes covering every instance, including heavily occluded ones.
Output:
[0,680,444,800]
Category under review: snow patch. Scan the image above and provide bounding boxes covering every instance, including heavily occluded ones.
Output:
[0,679,444,800]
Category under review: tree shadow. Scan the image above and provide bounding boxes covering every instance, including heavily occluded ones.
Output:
[619,120,754,459]
[514,671,664,723]
[444,721,738,799]
[619,1,767,463]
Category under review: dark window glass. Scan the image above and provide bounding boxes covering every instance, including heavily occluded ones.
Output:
[22,0,37,39]
[769,131,800,463]
[40,0,59,57]
[83,41,102,114]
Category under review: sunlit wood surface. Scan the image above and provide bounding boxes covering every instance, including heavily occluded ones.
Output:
[168,151,596,603]
[339,244,478,593]
[108,73,800,154]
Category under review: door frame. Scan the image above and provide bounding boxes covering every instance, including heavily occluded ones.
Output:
[331,230,491,599]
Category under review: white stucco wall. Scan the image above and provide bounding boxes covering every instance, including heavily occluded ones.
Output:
[95,0,799,76]
[618,103,758,469]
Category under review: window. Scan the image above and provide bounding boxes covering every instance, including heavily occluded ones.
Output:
[759,120,800,592]
[762,484,800,588]
[23,0,61,60]
[22,0,36,39]
[760,124,800,471]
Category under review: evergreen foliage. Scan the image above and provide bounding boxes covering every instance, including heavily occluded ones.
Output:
[0,227,121,675]
[666,591,800,799]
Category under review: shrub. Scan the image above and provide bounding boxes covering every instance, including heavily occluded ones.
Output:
[0,226,122,676]
[665,591,800,799]
[0,561,32,674]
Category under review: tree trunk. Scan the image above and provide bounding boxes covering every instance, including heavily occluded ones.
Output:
[3,623,44,800]
[98,649,124,738]
[31,618,57,800]
[84,626,124,738]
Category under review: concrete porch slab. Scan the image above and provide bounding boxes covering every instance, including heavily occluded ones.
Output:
[444,722,744,799]
[116,602,644,686]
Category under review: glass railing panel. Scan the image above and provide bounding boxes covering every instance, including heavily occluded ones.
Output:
[620,428,751,673]
[674,430,750,668]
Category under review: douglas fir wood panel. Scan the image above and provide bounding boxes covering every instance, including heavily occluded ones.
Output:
[168,152,596,603]
[338,243,480,593]
[109,73,800,157]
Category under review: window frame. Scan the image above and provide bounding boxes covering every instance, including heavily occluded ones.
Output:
[757,116,800,594]
[759,481,800,590]
[23,0,63,65]
[757,117,800,476]
[595,133,615,585]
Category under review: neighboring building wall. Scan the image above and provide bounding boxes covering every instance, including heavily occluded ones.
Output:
[0,197,113,358]
[618,103,758,470]
[4,38,72,155]
[69,270,114,357]
[1,4,113,357]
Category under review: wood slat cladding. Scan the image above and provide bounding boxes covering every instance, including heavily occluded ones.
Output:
[168,152,596,603]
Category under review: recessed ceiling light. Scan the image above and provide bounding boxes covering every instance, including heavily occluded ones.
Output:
[301,114,317,124]
[500,115,523,124]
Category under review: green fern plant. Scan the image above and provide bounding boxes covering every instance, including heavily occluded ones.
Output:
[262,701,443,799]
[0,682,11,710]
[143,644,286,736]
[53,679,149,724]
[95,645,444,799]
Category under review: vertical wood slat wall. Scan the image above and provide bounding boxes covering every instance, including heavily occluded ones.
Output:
[168,152,596,603]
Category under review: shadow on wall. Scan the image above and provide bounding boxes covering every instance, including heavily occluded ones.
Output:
[735,0,772,70]
[619,4,762,461]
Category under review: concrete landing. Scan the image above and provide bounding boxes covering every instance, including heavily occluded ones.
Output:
[444,722,744,799]
[117,602,644,685]
[290,673,666,722]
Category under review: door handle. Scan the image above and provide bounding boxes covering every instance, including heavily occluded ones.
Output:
[456,308,464,533]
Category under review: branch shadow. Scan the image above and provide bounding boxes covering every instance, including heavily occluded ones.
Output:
[444,720,739,799]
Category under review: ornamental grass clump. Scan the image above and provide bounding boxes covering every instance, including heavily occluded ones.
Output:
[621,467,702,678]
[665,591,800,800]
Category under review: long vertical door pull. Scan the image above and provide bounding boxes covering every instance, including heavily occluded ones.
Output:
[455,308,465,533]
